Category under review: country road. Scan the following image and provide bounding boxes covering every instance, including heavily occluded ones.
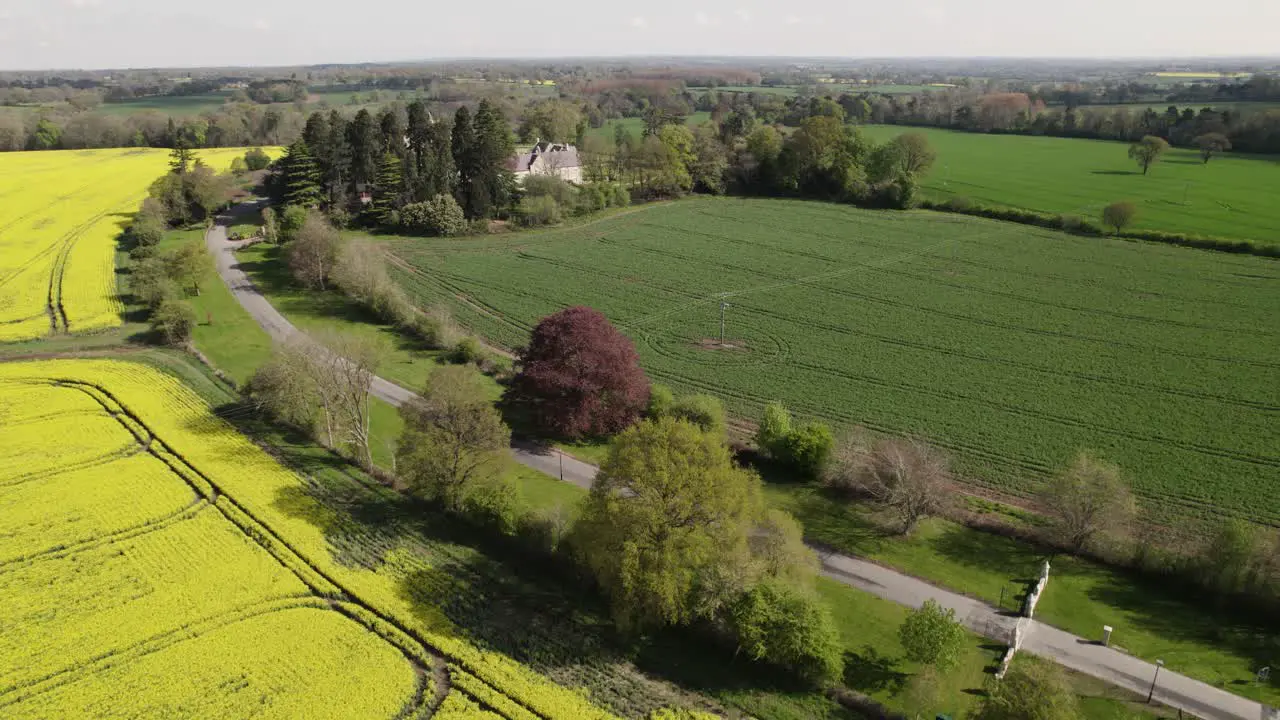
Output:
[206,204,1264,720]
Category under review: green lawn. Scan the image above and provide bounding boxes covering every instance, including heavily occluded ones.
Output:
[385,197,1280,527]
[859,125,1280,243]
[157,229,273,383]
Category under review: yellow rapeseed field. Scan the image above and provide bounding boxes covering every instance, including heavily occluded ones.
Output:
[0,358,620,719]
[0,148,264,343]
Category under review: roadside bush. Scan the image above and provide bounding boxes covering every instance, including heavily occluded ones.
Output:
[412,305,459,350]
[329,243,416,328]
[945,195,974,212]
[150,297,196,345]
[754,402,832,477]
[450,337,484,365]
[779,421,834,477]
[668,393,727,437]
[278,204,308,243]
[467,218,491,235]
[130,257,178,309]
[646,383,675,418]
[286,212,344,289]
[516,196,562,227]
[975,659,1080,720]
[400,194,467,237]
[756,401,792,456]
[244,147,271,171]
[726,578,845,685]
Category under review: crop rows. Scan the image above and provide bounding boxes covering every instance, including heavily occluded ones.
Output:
[0,359,621,719]
[0,148,270,342]
[390,198,1280,525]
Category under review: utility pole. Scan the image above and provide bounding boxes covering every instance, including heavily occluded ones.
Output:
[719,300,731,343]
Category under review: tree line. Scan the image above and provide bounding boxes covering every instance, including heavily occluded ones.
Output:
[860,90,1280,155]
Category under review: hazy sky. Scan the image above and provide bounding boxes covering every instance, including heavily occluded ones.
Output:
[1,0,1277,70]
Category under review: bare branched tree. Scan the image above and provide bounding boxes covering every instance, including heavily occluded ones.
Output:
[825,433,952,535]
[1040,452,1135,552]
[250,331,384,469]
[311,330,385,470]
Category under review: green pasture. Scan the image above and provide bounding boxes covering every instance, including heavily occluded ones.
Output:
[586,112,713,142]
[859,125,1280,243]
[384,197,1280,525]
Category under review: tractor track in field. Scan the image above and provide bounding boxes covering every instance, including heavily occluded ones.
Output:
[48,364,554,720]
[0,595,322,708]
[491,244,1279,411]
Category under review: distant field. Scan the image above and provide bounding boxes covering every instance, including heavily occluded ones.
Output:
[1074,101,1280,115]
[96,93,234,116]
[586,111,713,142]
[860,125,1280,244]
[0,147,254,342]
[1151,72,1252,79]
[385,198,1280,525]
[695,84,943,97]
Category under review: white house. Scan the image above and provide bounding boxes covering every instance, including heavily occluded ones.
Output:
[507,141,583,183]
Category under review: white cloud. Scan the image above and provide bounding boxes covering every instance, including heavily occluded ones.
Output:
[735,8,753,23]
[68,0,103,8]
[252,18,271,32]
[784,14,802,25]
[628,16,648,29]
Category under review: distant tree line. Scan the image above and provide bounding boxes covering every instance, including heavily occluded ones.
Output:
[859,89,1280,154]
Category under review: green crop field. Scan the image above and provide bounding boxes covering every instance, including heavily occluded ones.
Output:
[859,125,1280,244]
[385,198,1280,525]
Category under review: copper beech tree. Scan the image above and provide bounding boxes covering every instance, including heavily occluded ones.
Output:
[506,306,650,438]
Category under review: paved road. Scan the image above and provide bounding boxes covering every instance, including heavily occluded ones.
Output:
[206,209,1264,720]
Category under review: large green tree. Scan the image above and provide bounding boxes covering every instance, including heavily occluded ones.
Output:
[898,599,967,670]
[396,365,512,510]
[472,99,516,219]
[279,139,322,207]
[346,109,380,191]
[370,152,406,226]
[1128,135,1170,175]
[572,418,799,629]
[451,105,477,216]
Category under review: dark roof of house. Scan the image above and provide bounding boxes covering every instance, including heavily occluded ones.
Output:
[507,142,580,172]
